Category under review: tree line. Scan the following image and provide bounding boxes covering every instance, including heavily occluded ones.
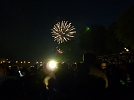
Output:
[55,5,134,62]
[79,5,134,55]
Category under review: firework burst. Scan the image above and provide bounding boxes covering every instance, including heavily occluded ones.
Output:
[57,48,63,54]
[51,21,76,44]
[56,47,63,54]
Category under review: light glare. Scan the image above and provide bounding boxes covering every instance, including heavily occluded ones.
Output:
[48,61,57,70]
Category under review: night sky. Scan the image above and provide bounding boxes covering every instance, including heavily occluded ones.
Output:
[1,0,134,62]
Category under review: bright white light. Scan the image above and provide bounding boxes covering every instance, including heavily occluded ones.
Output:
[46,60,57,72]
[48,61,56,70]
[36,62,38,64]
[126,49,129,52]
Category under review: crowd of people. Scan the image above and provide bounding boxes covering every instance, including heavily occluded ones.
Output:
[0,51,134,100]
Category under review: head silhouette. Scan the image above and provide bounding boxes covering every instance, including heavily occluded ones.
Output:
[83,51,96,65]
[0,64,6,74]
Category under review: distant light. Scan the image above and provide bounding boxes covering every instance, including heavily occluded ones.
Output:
[28,61,30,64]
[8,61,11,63]
[3,61,5,63]
[36,62,38,64]
[126,49,129,52]
[124,47,126,49]
[40,64,42,66]
[16,61,18,63]
[7,59,8,60]
[9,66,11,68]
[24,61,26,63]
[40,62,42,64]
[86,27,90,31]
[21,61,23,63]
